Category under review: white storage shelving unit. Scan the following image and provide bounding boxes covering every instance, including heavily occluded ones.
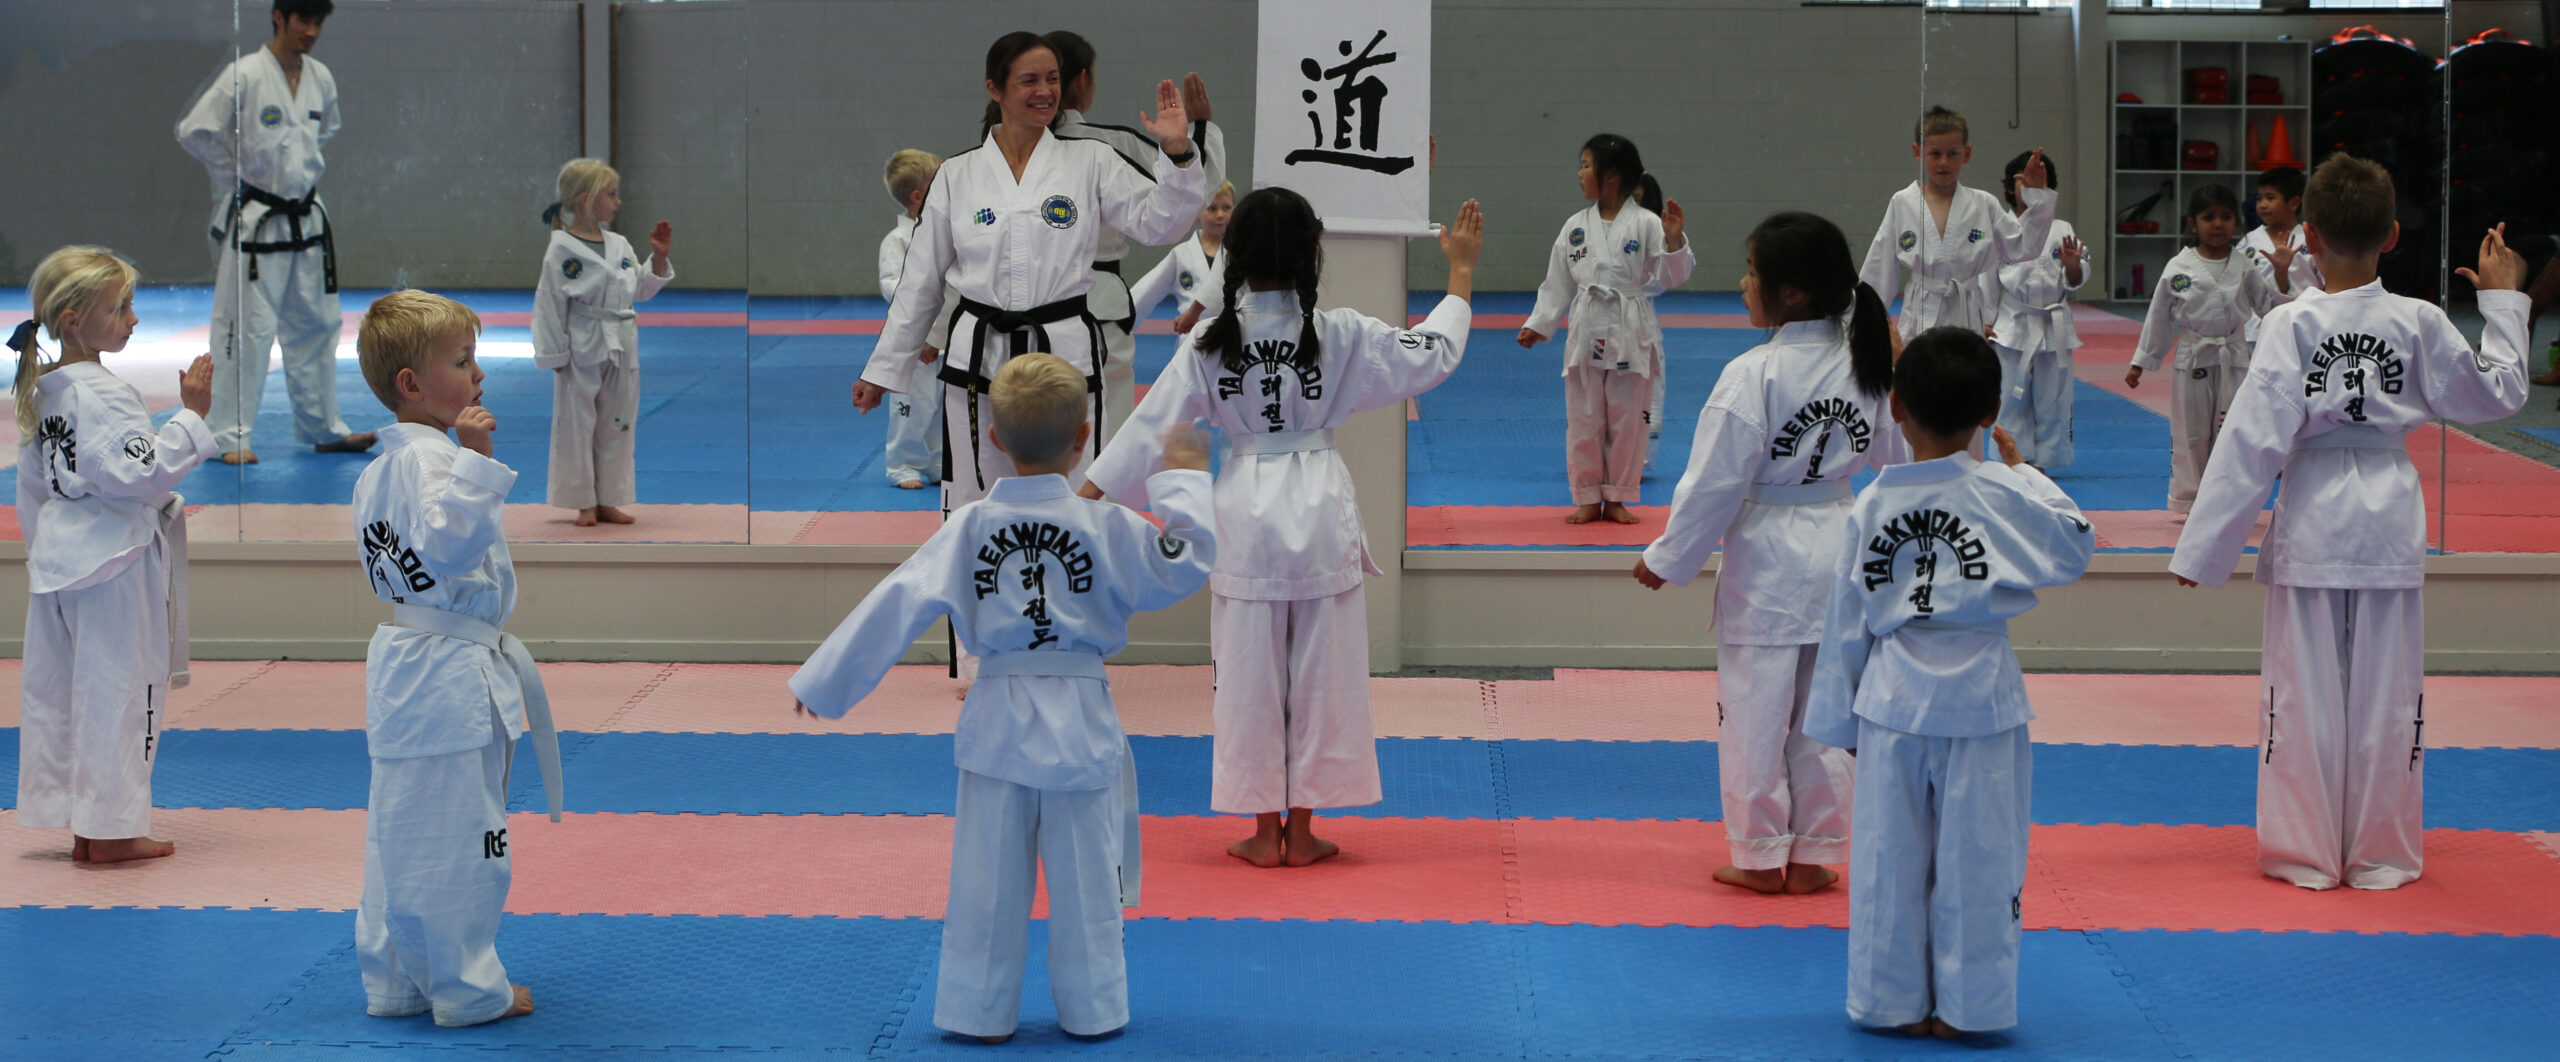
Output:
[2108,39,2312,300]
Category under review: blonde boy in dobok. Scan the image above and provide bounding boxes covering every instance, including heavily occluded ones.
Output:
[352,290,564,1027]
[1807,327,2095,1038]
[532,158,674,526]
[2170,156,2532,891]
[1861,109,2054,340]
[793,354,1217,1042]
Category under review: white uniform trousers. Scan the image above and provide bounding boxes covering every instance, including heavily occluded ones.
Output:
[1993,342,2074,469]
[355,717,516,1027]
[546,357,639,510]
[2257,584,2426,891]
[1565,366,1649,506]
[1208,587,1381,814]
[2166,359,2241,513]
[1847,719,2031,1034]
[884,356,945,486]
[1100,322,1137,452]
[1715,642,1853,870]
[936,764,1133,1039]
[1645,359,1667,471]
[17,549,171,840]
[209,240,352,451]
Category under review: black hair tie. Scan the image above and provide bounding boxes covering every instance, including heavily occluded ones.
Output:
[542,202,563,225]
[6,320,37,354]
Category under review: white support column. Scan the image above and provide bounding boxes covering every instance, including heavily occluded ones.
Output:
[1317,234,1410,672]
[579,0,611,161]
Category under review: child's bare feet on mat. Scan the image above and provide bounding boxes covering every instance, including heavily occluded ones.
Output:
[574,507,599,527]
[1899,1021,1936,1038]
[219,450,258,464]
[83,836,176,863]
[1603,502,1640,524]
[898,479,924,490]
[1927,1017,1965,1039]
[596,505,636,524]
[1712,865,1786,893]
[1783,863,1838,894]
[71,837,87,862]
[978,1034,1012,1045]
[506,985,534,1019]
[1567,503,1602,524]
[314,432,377,453]
[1280,808,1338,866]
[1230,813,1284,867]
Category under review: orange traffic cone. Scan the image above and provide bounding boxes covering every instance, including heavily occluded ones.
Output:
[2261,114,2302,171]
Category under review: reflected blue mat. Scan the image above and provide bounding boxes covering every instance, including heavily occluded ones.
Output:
[2523,427,2560,449]
[8,728,2553,830]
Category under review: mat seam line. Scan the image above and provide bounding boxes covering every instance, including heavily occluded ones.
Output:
[167,660,281,728]
[1483,677,1536,1059]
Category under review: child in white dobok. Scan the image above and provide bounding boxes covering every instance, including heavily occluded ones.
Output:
[13,246,216,865]
[1984,150,2088,470]
[1636,212,1903,895]
[879,148,951,490]
[1860,108,2054,341]
[1086,190,1484,867]
[352,290,564,1027]
[1522,133,1693,526]
[794,354,1217,1042]
[2171,156,2532,891]
[532,158,673,527]
[1806,326,2095,1038]
[2127,184,2293,513]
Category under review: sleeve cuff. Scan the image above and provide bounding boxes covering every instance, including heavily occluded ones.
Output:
[166,409,217,457]
[448,447,520,496]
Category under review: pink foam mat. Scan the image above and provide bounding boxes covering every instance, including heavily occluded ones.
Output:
[1408,505,1667,547]
[188,503,753,543]
[1493,668,1723,742]
[15,810,2556,937]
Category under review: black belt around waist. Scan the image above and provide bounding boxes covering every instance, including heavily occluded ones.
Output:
[937,294,1107,492]
[1092,259,1122,277]
[218,182,338,293]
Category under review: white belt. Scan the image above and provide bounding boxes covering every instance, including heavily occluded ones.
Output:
[569,301,637,322]
[2003,299,2071,358]
[390,603,566,822]
[2180,327,2244,371]
[1746,479,1854,505]
[975,649,1109,680]
[156,496,191,689]
[1903,618,2008,636]
[2297,426,2403,451]
[1910,273,1977,330]
[1227,428,1336,457]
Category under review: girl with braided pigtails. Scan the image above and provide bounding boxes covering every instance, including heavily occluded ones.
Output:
[1083,187,1484,866]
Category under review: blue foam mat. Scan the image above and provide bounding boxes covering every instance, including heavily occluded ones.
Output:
[7,907,2556,1059]
[7,728,2554,831]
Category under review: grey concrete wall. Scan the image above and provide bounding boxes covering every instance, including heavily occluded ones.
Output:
[619,1,748,289]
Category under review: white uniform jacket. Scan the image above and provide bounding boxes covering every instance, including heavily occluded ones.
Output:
[1861,184,2055,334]
[2241,225,2324,342]
[1087,293,1471,601]
[864,128,1208,390]
[354,424,526,760]
[1128,235,1218,322]
[2132,248,2288,374]
[175,47,339,241]
[1642,320,1908,645]
[790,470,1217,790]
[877,214,957,353]
[1805,453,2095,749]
[2169,285,2531,590]
[1984,220,2088,357]
[1051,110,1226,270]
[1523,204,1696,378]
[18,363,217,594]
[532,230,672,371]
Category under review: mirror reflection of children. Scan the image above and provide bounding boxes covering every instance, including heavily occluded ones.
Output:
[1984,151,2088,470]
[2127,185,2291,514]
[879,149,951,490]
[1859,108,2053,342]
[1136,181,1233,336]
[532,159,672,527]
[1521,134,1693,526]
[13,245,217,866]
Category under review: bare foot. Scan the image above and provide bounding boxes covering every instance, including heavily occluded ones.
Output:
[1603,502,1641,524]
[574,507,600,527]
[1280,809,1339,867]
[71,837,89,862]
[898,479,925,490]
[83,836,176,863]
[1783,863,1839,894]
[314,432,378,454]
[2536,369,2560,386]
[1227,834,1283,868]
[1711,865,1787,894]
[1927,1017,1965,1039]
[1899,1021,1935,1038]
[952,682,970,702]
[979,1034,1012,1045]
[218,450,259,465]
[595,505,636,524]
[504,985,534,1019]
[1566,503,1602,524]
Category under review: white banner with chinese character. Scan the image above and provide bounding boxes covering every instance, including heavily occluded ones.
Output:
[1254,0,1432,237]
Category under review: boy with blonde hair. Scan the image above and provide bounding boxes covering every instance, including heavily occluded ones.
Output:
[2171,155,2532,890]
[794,352,1217,1041]
[1861,108,2055,339]
[880,148,949,489]
[351,289,563,1026]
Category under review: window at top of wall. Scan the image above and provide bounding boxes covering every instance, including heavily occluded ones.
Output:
[2105,0,2263,10]
[1815,1,2071,8]
[2305,1,2444,8]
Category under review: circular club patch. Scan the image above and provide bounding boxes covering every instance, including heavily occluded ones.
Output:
[1568,227,1586,247]
[2168,273,2192,293]
[1897,231,1916,251]
[562,258,584,280]
[1966,228,1985,244]
[973,208,996,226]
[1622,239,1640,255]
[258,104,284,127]
[1041,195,1078,229]
[1178,271,1196,291]
[620,257,634,270]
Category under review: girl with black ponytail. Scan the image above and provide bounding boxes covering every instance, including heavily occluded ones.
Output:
[1521,133,1694,526]
[1082,189,1485,868]
[1633,211,1906,897]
